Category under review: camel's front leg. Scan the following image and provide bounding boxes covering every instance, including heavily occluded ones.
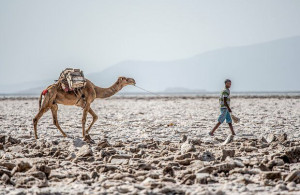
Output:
[51,104,67,137]
[86,108,98,135]
[82,104,90,138]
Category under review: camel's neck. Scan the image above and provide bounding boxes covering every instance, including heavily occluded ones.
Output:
[94,81,123,99]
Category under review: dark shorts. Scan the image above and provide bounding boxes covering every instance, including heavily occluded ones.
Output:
[218,108,232,124]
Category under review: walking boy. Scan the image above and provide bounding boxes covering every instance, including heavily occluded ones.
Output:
[209,79,236,136]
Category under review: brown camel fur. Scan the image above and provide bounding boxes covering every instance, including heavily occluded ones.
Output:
[33,77,136,140]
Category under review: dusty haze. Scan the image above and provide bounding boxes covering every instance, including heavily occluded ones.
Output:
[0,0,300,93]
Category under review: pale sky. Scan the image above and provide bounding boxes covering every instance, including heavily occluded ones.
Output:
[1,0,300,85]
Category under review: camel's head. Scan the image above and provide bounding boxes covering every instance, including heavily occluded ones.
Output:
[118,76,136,86]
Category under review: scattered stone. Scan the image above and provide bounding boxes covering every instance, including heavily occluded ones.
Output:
[259,163,270,171]
[189,139,202,146]
[77,145,93,157]
[181,174,196,185]
[98,165,118,173]
[176,153,191,160]
[180,135,187,143]
[0,167,11,177]
[160,187,185,194]
[200,151,215,161]
[215,162,238,173]
[222,135,234,145]
[12,161,32,174]
[235,177,255,185]
[195,173,210,184]
[277,133,288,142]
[267,158,284,169]
[97,139,111,149]
[198,166,215,174]
[240,146,257,152]
[261,171,281,180]
[141,177,162,189]
[0,161,16,170]
[8,136,20,144]
[30,171,46,180]
[117,184,136,193]
[79,173,90,181]
[138,163,153,170]
[72,138,86,148]
[0,135,5,144]
[275,184,288,191]
[285,170,300,183]
[176,159,192,166]
[148,172,160,179]
[113,141,125,147]
[163,166,175,177]
[221,149,235,161]
[108,155,131,165]
[285,147,300,163]
[49,170,69,180]
[90,171,99,179]
[286,182,296,190]
[260,137,268,143]
[181,141,195,154]
[1,173,10,183]
[161,177,176,183]
[31,164,51,178]
[266,134,276,143]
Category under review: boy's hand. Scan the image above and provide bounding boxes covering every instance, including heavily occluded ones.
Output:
[228,108,232,113]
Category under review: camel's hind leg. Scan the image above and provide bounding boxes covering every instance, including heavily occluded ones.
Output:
[33,87,56,139]
[51,104,67,137]
[33,107,50,139]
[86,108,98,135]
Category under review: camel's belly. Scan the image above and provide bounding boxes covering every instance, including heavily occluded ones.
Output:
[56,93,79,105]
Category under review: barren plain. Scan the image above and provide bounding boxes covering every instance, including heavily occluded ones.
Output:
[0,96,299,194]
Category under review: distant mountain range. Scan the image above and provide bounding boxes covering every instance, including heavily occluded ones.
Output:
[1,36,300,94]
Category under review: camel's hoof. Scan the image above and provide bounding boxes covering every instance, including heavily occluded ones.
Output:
[84,135,95,144]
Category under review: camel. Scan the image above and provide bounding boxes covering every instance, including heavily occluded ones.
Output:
[33,77,136,140]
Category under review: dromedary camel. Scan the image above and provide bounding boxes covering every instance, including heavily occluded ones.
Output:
[33,77,136,140]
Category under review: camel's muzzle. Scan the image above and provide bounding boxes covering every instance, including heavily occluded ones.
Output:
[127,78,136,85]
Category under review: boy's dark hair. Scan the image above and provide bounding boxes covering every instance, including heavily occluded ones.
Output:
[224,79,231,84]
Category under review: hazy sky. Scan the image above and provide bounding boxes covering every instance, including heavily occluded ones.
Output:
[1,0,300,85]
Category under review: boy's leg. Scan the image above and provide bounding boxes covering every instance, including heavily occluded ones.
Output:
[209,108,226,136]
[228,123,235,135]
[209,122,221,136]
[225,111,235,135]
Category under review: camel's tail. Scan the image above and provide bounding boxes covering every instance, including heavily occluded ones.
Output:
[39,84,55,109]
[39,91,43,110]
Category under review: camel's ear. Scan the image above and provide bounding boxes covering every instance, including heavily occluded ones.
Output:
[119,76,125,81]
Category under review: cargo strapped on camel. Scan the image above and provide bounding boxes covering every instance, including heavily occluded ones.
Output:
[58,68,86,92]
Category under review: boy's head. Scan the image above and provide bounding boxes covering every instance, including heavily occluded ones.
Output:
[225,79,231,88]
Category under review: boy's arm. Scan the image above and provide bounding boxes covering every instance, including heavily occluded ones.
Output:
[224,97,232,113]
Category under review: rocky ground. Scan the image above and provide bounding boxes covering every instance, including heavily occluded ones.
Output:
[0,96,300,194]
